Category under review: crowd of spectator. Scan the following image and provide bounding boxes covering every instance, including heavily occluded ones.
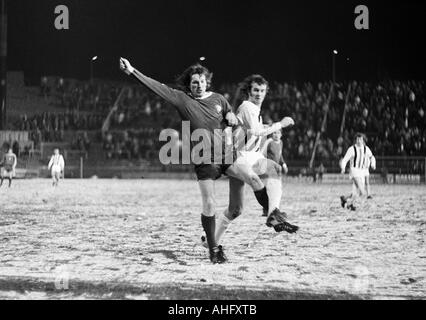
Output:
[41,76,123,113]
[14,75,426,165]
[102,79,425,164]
[225,80,425,164]
[107,85,182,130]
[344,80,425,157]
[13,111,104,148]
[102,128,160,160]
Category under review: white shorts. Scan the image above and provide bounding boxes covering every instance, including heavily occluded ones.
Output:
[51,166,63,176]
[234,151,265,167]
[1,167,15,178]
[363,169,370,177]
[349,167,365,179]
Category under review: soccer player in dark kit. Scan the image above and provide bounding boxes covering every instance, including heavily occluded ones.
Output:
[0,148,17,188]
[119,58,296,264]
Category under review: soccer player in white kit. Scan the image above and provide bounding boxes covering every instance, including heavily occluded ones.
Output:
[213,74,299,245]
[340,133,375,210]
[48,148,65,187]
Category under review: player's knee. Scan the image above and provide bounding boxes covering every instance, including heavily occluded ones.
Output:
[260,161,281,179]
[248,174,263,190]
[269,163,282,178]
[203,196,216,216]
[227,206,243,220]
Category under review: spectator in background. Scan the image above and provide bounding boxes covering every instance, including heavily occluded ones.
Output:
[82,132,91,152]
[103,133,114,159]
[40,76,49,99]
[316,162,325,183]
[12,141,20,157]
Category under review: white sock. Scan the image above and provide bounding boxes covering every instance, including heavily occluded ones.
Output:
[265,178,282,215]
[215,210,231,244]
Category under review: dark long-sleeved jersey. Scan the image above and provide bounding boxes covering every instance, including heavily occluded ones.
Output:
[1,153,17,170]
[266,140,285,166]
[131,69,233,163]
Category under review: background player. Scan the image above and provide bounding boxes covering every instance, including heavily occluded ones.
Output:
[260,129,288,215]
[0,148,17,188]
[340,133,374,210]
[262,129,288,175]
[48,148,65,187]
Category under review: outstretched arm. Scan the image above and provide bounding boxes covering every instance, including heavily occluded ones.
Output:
[13,155,17,169]
[120,58,188,110]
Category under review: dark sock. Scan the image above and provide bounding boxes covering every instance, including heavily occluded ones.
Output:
[0,178,3,186]
[8,179,11,187]
[254,187,269,212]
[201,215,217,251]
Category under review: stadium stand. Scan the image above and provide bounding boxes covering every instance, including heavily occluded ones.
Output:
[3,72,425,179]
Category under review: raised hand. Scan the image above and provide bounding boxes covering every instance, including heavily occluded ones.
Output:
[280,117,295,128]
[119,57,134,75]
[225,112,239,126]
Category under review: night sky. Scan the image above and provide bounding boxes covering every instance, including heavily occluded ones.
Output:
[6,0,426,84]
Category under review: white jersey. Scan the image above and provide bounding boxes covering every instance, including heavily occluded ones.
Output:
[341,144,375,178]
[235,100,282,153]
[48,154,65,172]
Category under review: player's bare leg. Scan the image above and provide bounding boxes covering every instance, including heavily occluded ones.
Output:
[255,159,284,215]
[214,177,245,245]
[7,172,12,188]
[344,177,365,210]
[198,180,227,264]
[227,160,298,233]
[365,176,372,199]
[341,181,356,210]
[341,179,355,209]
[55,172,60,187]
[226,163,269,213]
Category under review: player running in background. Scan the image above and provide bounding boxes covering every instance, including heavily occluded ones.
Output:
[213,75,298,247]
[260,129,288,215]
[0,148,17,188]
[262,129,288,175]
[48,148,65,187]
[340,133,374,210]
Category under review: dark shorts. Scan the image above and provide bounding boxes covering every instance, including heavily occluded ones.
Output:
[194,164,231,181]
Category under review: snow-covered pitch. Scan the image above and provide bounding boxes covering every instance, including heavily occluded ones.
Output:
[0,179,424,299]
